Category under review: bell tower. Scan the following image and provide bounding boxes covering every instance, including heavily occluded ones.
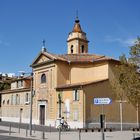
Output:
[67,17,89,54]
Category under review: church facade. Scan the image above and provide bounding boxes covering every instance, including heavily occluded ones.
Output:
[0,17,138,129]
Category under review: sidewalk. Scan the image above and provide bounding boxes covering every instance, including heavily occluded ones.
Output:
[0,125,140,140]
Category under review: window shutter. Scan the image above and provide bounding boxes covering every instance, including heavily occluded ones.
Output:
[11,95,13,105]
[77,90,80,101]
[73,90,75,101]
[13,95,16,105]
[73,110,79,121]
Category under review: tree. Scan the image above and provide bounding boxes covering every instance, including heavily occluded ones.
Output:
[127,37,140,105]
[0,75,11,91]
[110,38,140,128]
[0,82,10,91]
[111,37,140,107]
[129,37,140,68]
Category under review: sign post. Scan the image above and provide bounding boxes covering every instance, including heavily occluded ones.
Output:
[94,98,112,140]
[94,98,112,105]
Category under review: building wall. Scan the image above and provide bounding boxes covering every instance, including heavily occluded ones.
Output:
[70,63,109,83]
[33,63,58,125]
[56,89,85,128]
[56,62,70,85]
[1,91,32,123]
[11,79,31,90]
[83,78,137,128]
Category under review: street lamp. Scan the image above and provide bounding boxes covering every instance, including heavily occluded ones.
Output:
[29,72,33,136]
[19,71,33,136]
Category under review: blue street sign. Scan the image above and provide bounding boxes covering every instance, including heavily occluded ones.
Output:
[94,98,112,105]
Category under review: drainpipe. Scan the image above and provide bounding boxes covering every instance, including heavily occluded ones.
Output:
[81,86,85,128]
[68,60,71,84]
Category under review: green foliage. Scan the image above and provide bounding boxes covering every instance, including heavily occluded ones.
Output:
[111,37,140,106]
[129,37,140,67]
[0,82,10,91]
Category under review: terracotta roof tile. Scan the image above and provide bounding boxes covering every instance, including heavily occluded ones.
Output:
[55,54,116,63]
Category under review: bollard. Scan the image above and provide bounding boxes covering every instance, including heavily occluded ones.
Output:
[26,125,28,137]
[101,128,105,140]
[9,123,11,135]
[33,124,36,133]
[49,124,51,133]
[133,133,135,138]
[79,129,81,140]
[59,127,61,140]
[42,131,45,139]
[18,123,20,133]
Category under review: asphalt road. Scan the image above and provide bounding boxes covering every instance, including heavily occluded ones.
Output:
[0,129,36,140]
[0,135,36,140]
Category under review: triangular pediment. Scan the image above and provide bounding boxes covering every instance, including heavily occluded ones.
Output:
[31,51,57,67]
[36,54,51,64]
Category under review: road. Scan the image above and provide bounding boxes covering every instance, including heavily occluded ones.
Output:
[0,121,140,140]
[0,129,36,140]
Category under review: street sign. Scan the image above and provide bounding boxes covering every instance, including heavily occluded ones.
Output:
[94,98,112,105]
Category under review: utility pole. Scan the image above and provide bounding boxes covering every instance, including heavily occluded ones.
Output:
[19,71,34,136]
[29,72,33,136]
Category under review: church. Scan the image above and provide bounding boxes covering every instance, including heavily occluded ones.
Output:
[0,17,138,129]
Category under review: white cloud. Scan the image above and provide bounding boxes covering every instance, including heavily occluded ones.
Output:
[8,73,15,77]
[104,36,136,46]
[0,73,15,77]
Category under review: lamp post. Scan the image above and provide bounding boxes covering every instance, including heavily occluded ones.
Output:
[29,72,33,136]
[19,71,33,136]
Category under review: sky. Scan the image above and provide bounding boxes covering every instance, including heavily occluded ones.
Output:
[0,0,140,75]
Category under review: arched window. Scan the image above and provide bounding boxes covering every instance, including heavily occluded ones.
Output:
[3,100,5,105]
[81,45,85,53]
[71,45,74,54]
[41,73,46,83]
[7,100,9,105]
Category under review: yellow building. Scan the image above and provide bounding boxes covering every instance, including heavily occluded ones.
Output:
[0,76,32,123]
[31,17,137,129]
[0,17,138,129]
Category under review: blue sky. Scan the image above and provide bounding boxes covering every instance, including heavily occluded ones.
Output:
[0,0,140,75]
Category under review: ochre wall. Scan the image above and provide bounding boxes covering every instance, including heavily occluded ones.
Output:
[56,62,70,85]
[1,91,33,121]
[56,89,84,122]
[33,63,57,121]
[83,80,137,124]
[71,63,108,83]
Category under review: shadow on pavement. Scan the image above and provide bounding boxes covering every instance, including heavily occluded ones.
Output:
[0,121,57,132]
[0,130,15,134]
[0,135,36,140]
